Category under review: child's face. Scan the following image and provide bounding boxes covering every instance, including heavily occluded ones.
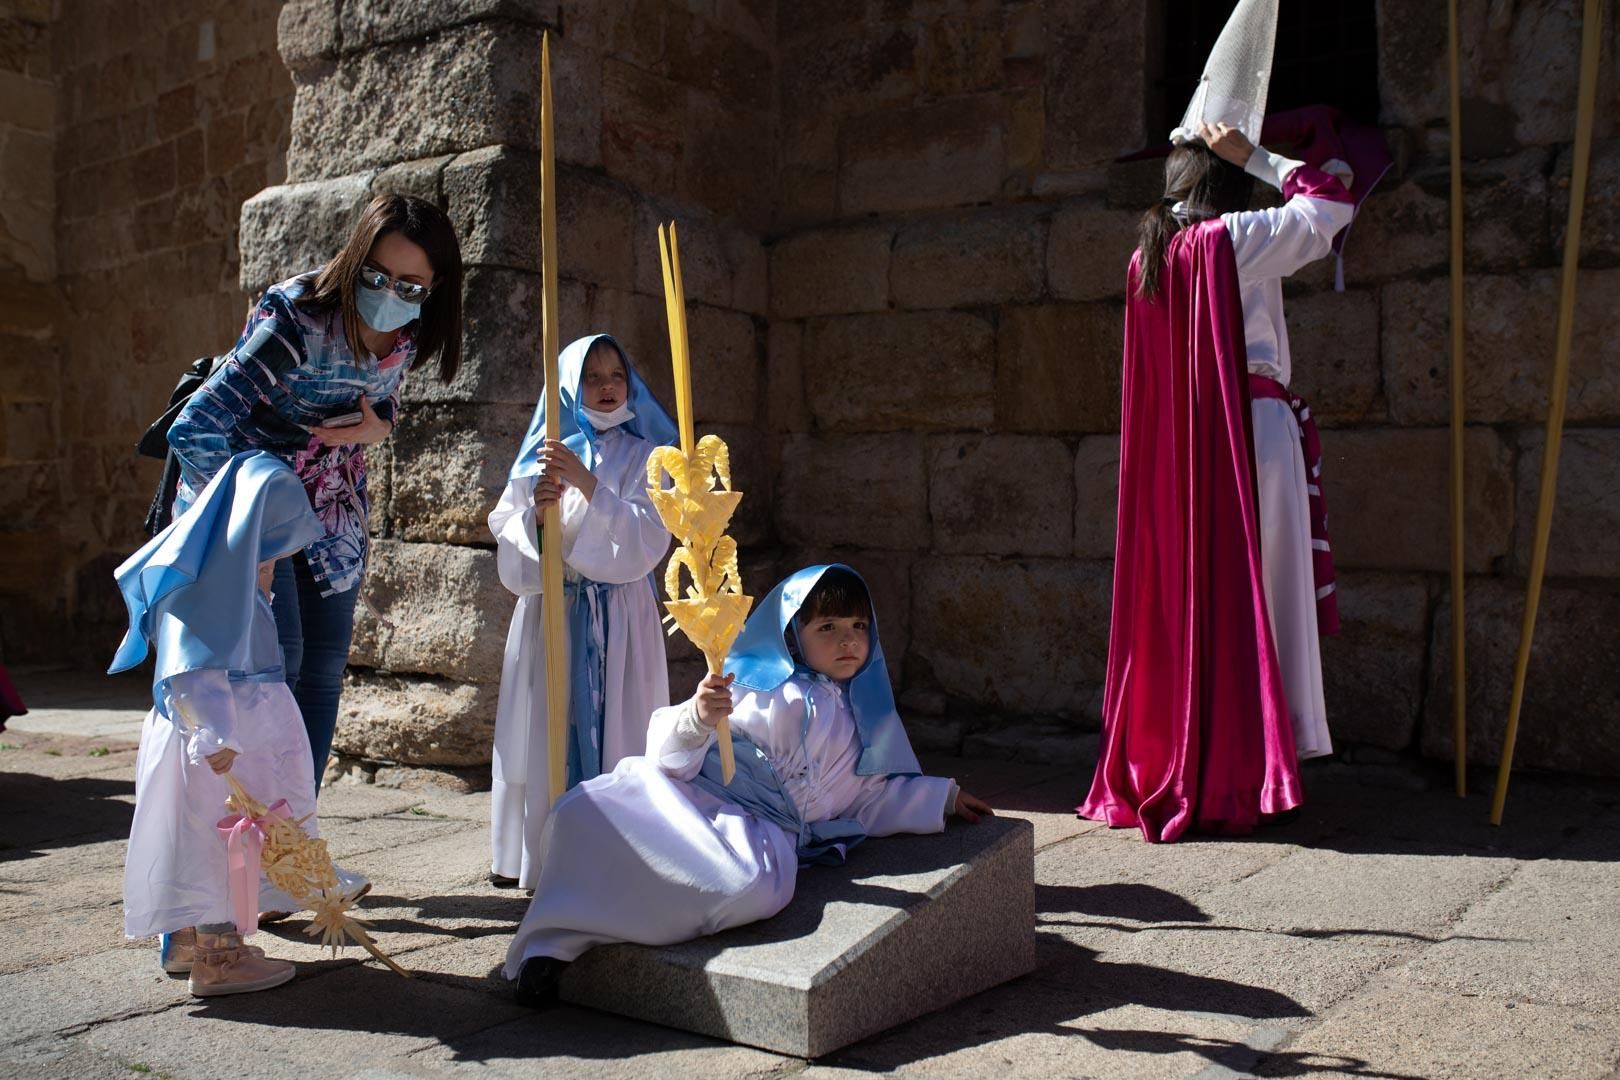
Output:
[257,560,276,600]
[796,611,870,681]
[581,344,628,411]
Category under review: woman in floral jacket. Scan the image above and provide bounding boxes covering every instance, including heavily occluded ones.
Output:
[168,193,464,792]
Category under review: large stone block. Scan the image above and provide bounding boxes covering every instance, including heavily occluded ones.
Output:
[350,539,513,685]
[1383,269,1620,426]
[1423,579,1620,776]
[687,304,760,426]
[632,198,768,315]
[765,320,808,434]
[676,97,775,232]
[444,148,635,288]
[1042,3,1147,167]
[1072,434,1118,559]
[1046,199,1137,302]
[1324,427,1514,573]
[838,96,1005,215]
[928,435,1073,557]
[388,402,532,544]
[1513,429,1620,579]
[777,433,928,551]
[287,22,534,182]
[1284,288,1383,425]
[1553,138,1620,266]
[995,302,1122,433]
[336,0,557,53]
[1320,572,1432,751]
[891,209,1046,309]
[768,225,893,320]
[802,311,995,432]
[910,556,1111,717]
[238,173,376,294]
[336,670,498,767]
[560,816,1036,1058]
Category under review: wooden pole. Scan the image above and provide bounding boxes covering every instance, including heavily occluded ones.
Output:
[1489,0,1604,826]
[1446,0,1468,797]
[539,32,570,808]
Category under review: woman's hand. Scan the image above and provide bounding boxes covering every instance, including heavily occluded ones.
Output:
[310,396,393,447]
[1198,119,1256,169]
[694,672,735,729]
[537,439,598,501]
[953,789,994,823]
[205,747,238,775]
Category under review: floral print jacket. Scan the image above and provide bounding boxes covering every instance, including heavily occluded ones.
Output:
[167,273,413,596]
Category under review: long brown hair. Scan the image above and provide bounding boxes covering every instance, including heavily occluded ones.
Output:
[1135,142,1255,301]
[300,193,464,383]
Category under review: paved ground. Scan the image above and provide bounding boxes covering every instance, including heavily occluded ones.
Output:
[3,667,1619,1080]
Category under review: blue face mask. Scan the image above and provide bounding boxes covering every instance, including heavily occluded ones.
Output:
[356,284,421,333]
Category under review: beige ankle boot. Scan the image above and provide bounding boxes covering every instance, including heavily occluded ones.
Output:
[163,927,268,974]
[187,930,295,997]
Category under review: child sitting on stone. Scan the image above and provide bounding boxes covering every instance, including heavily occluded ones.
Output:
[487,334,679,889]
[112,451,326,996]
[504,563,992,1006]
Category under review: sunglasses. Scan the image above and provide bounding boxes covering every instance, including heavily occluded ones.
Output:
[358,265,431,304]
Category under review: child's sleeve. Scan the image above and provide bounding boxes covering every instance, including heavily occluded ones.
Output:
[489,476,545,596]
[163,668,242,767]
[846,772,956,838]
[645,698,715,780]
[562,448,671,585]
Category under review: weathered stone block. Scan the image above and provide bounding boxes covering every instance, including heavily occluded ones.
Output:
[1284,288,1383,425]
[803,311,995,432]
[765,320,808,434]
[336,670,499,767]
[287,22,533,182]
[337,0,557,53]
[1383,270,1620,426]
[388,402,532,544]
[1042,4,1147,168]
[1553,138,1620,266]
[777,433,927,550]
[560,816,1036,1058]
[350,539,513,685]
[1514,429,1620,579]
[1320,572,1431,751]
[677,98,774,232]
[910,556,1111,717]
[917,11,1002,96]
[995,302,1122,433]
[768,225,892,319]
[928,435,1073,557]
[371,154,453,203]
[238,173,376,294]
[277,0,340,70]
[1046,199,1137,301]
[1325,427,1514,573]
[838,96,1005,215]
[632,199,767,315]
[891,209,1046,310]
[687,304,759,426]
[1423,579,1620,776]
[1072,434,1118,559]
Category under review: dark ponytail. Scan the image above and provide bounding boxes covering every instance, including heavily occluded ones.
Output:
[1134,142,1256,302]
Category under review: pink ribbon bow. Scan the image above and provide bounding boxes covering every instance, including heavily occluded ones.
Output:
[216,799,293,936]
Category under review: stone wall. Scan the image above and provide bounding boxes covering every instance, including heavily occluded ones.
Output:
[0,0,292,661]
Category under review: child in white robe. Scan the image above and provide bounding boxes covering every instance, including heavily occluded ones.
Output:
[112,451,325,997]
[504,563,992,1006]
[488,334,677,889]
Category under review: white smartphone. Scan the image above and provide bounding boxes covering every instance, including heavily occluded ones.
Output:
[324,410,364,428]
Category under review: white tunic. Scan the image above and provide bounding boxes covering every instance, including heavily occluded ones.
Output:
[504,675,954,976]
[488,425,672,888]
[124,657,318,938]
[1223,151,1356,760]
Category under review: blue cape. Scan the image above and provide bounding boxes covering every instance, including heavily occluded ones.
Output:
[509,333,678,479]
[726,563,921,777]
[109,452,324,703]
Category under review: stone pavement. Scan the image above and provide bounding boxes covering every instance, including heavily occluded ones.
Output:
[3,668,1619,1080]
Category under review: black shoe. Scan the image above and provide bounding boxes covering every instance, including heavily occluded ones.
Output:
[515,956,567,1009]
[488,872,520,889]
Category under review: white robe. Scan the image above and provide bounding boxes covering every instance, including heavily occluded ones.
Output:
[504,675,954,976]
[488,425,672,888]
[1224,151,1356,760]
[124,661,318,938]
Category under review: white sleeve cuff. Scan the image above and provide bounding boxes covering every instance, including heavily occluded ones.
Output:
[1244,148,1303,190]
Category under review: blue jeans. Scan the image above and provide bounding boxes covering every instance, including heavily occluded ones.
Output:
[272,554,359,790]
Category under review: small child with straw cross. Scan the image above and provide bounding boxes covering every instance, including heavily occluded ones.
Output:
[111,451,330,996]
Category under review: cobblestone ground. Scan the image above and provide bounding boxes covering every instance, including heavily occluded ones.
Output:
[3,669,1618,1080]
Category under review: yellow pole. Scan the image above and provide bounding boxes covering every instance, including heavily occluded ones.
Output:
[1446,0,1468,797]
[1490,0,1604,826]
[539,33,570,807]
